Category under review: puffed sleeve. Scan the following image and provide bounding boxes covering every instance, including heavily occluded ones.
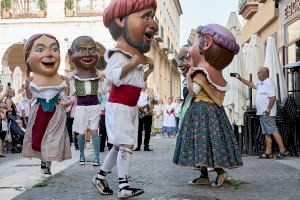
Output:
[106,52,129,87]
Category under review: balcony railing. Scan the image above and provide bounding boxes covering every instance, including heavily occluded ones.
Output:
[1,0,47,19]
[238,0,259,20]
[65,0,105,17]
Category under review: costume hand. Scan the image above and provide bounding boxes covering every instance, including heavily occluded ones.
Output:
[187,67,196,77]
[131,54,143,67]
[145,57,154,72]
[60,75,70,83]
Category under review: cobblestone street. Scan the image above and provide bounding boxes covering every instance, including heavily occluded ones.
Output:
[4,136,298,200]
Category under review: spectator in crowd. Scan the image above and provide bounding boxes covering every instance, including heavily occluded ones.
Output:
[235,67,288,159]
[0,102,7,157]
[163,97,176,138]
[0,84,8,102]
[174,97,182,133]
[135,85,154,151]
[99,82,112,152]
[153,99,164,134]
[17,85,30,127]
[4,88,17,152]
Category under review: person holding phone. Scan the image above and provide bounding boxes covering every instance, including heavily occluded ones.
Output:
[235,67,288,159]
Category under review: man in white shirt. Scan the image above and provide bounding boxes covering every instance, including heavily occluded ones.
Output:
[135,86,154,151]
[236,67,287,159]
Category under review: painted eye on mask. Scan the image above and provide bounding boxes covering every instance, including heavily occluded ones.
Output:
[76,48,86,53]
[35,47,45,53]
[89,48,97,53]
[51,47,59,52]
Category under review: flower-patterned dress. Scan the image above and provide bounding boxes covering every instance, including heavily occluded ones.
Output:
[173,68,242,168]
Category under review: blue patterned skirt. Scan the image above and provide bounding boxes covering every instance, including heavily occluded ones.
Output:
[173,101,243,168]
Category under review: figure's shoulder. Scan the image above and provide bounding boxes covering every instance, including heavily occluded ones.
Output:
[105,48,132,61]
[193,67,228,92]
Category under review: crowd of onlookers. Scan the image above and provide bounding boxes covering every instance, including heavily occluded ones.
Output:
[153,97,183,137]
[0,83,29,157]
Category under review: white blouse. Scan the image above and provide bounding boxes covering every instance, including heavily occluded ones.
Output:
[29,81,68,103]
[192,67,228,95]
[104,48,148,89]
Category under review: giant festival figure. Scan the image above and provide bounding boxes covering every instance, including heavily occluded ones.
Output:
[173,24,243,186]
[91,0,158,198]
[68,36,107,167]
[22,34,71,178]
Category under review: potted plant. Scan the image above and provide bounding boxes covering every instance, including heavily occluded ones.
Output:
[37,0,47,17]
[1,0,12,18]
[65,0,74,17]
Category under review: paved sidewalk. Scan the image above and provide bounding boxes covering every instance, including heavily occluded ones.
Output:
[6,136,300,200]
[0,146,93,200]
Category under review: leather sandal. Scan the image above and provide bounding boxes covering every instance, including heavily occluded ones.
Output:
[257,153,273,159]
[212,172,228,187]
[276,151,289,159]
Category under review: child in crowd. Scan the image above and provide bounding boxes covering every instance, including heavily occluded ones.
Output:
[163,98,177,138]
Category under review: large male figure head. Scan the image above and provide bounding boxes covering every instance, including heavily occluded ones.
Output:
[68,36,99,77]
[178,44,191,77]
[103,0,158,54]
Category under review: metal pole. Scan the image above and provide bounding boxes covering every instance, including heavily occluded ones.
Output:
[276,73,281,103]
[249,73,252,109]
[169,60,173,97]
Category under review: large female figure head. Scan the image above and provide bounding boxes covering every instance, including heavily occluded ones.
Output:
[24,34,60,77]
[190,24,240,70]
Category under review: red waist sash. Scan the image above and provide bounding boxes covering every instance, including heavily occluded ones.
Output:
[108,85,142,107]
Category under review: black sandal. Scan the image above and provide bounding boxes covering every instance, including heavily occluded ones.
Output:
[276,151,289,159]
[258,153,273,159]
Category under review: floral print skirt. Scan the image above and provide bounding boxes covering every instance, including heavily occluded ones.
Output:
[173,101,243,168]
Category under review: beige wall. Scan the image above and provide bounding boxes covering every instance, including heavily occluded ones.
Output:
[259,19,279,63]
[241,0,280,64]
[146,0,182,101]
[241,0,278,43]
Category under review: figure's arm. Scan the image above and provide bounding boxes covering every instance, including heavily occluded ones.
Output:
[60,76,70,96]
[107,52,136,86]
[186,67,201,96]
[144,57,154,81]
[120,54,142,79]
[236,73,256,89]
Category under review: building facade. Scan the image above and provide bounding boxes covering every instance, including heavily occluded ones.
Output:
[147,0,182,100]
[239,0,280,63]
[239,0,299,103]
[0,0,182,101]
[278,0,300,65]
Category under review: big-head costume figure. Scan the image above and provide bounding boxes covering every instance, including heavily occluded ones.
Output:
[173,24,243,187]
[22,34,71,178]
[68,36,107,167]
[177,44,192,129]
[92,0,158,198]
